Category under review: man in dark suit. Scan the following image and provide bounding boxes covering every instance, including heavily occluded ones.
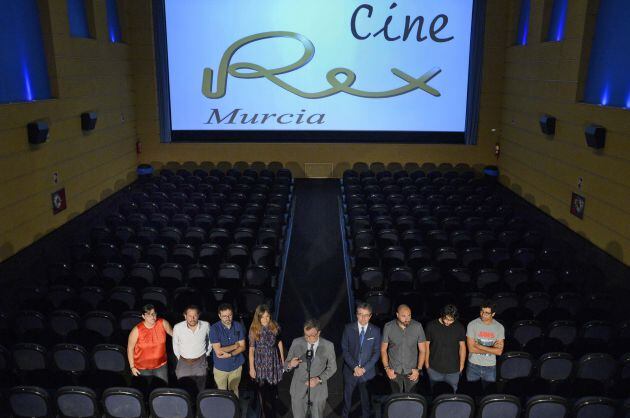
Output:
[341,302,382,418]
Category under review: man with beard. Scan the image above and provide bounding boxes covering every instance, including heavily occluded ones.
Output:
[173,305,212,392]
[381,304,427,393]
[210,303,246,397]
[466,301,504,385]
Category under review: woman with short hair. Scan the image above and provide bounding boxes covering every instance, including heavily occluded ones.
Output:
[127,304,173,383]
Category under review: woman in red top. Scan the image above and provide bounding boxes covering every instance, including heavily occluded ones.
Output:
[127,304,173,383]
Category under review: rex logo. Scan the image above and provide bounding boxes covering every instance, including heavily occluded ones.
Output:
[201,31,442,100]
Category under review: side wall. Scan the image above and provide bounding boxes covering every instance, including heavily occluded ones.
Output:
[0,0,138,262]
[498,0,630,264]
[128,1,508,177]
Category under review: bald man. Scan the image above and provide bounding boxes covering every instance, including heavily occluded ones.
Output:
[381,304,427,393]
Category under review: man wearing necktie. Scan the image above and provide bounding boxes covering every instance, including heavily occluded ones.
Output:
[341,303,382,418]
[285,319,337,418]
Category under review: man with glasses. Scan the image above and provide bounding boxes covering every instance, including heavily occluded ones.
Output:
[210,303,246,397]
[285,319,337,418]
[341,302,381,418]
[424,304,466,392]
[173,304,212,392]
[381,304,427,393]
[465,301,505,384]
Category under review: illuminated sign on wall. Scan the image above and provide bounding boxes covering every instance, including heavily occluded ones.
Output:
[160,0,480,142]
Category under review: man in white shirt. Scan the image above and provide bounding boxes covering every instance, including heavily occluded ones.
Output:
[172,305,212,392]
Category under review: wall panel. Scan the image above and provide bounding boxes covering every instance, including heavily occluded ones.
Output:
[498,0,630,263]
[0,0,138,261]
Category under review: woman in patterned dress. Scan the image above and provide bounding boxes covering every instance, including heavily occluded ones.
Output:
[249,304,285,417]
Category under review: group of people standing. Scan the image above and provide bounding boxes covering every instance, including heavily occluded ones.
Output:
[127,302,283,416]
[341,300,504,418]
[127,299,504,418]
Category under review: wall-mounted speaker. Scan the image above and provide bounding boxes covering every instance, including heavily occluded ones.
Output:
[81,111,98,131]
[585,124,606,149]
[539,114,556,135]
[27,120,49,145]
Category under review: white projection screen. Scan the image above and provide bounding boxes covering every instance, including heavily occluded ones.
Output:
[154,0,485,143]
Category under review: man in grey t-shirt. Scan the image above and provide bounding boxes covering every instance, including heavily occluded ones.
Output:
[465,300,505,383]
[381,304,427,393]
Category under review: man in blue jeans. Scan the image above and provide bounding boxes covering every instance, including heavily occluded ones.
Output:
[465,301,504,384]
[424,304,466,392]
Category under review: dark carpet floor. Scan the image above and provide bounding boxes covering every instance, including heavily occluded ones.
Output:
[276,179,350,417]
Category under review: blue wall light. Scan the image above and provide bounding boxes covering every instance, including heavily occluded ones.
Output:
[547,0,568,42]
[106,0,122,43]
[67,0,90,38]
[584,0,630,108]
[600,83,610,106]
[0,0,52,103]
[515,0,530,45]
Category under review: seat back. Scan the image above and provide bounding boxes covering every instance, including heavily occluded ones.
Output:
[92,344,127,373]
[197,389,239,418]
[498,352,533,380]
[102,387,145,418]
[573,396,616,418]
[525,395,568,418]
[55,386,98,418]
[512,321,543,348]
[383,393,427,418]
[12,343,47,371]
[431,394,474,418]
[478,394,521,418]
[538,352,573,381]
[52,344,88,373]
[149,388,193,418]
[9,386,51,418]
[576,353,616,382]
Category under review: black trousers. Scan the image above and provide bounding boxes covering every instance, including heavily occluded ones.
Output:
[342,374,371,418]
[257,381,279,418]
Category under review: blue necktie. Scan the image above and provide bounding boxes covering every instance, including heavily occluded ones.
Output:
[359,327,365,347]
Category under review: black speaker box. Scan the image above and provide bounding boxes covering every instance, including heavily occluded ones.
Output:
[81,111,98,131]
[539,114,556,135]
[27,120,49,145]
[585,124,606,149]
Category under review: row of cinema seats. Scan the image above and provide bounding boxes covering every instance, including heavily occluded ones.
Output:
[44,251,277,293]
[13,280,270,315]
[87,216,287,252]
[343,168,624,316]
[342,165,630,407]
[342,167,601,289]
[361,288,628,334]
[2,386,240,418]
[363,294,629,356]
[379,392,630,418]
[77,226,284,267]
[3,345,628,416]
[0,166,293,415]
[11,165,291,295]
[3,388,630,418]
[4,287,271,347]
[492,351,630,398]
[1,342,138,391]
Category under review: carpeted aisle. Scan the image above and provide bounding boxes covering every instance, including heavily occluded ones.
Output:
[277,179,350,417]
